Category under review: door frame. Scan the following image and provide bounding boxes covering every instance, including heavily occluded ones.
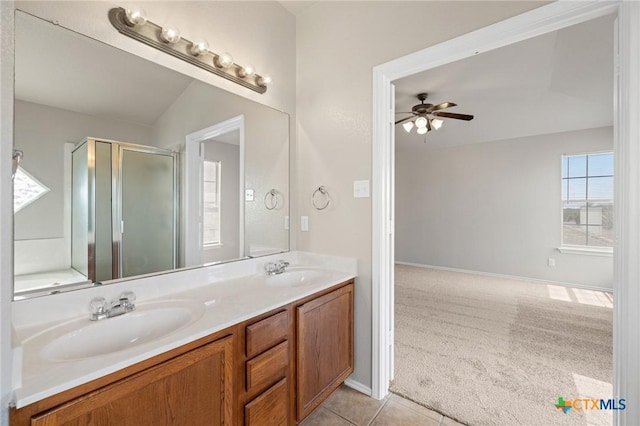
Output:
[371,2,640,424]
[184,115,245,266]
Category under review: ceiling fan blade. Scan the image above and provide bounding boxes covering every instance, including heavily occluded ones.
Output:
[395,116,415,125]
[395,111,413,114]
[428,102,457,112]
[432,111,474,121]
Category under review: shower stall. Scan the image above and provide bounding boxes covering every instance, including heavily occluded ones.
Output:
[71,138,178,283]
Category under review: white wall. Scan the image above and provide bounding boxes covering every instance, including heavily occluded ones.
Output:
[295,1,546,390]
[395,127,614,289]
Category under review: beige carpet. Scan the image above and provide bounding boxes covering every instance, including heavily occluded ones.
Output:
[391,264,613,426]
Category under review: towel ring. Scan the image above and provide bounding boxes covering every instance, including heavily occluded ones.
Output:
[312,186,331,210]
[264,189,282,210]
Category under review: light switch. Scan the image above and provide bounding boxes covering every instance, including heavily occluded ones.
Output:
[245,189,254,201]
[284,215,290,230]
[354,180,370,198]
[301,216,309,232]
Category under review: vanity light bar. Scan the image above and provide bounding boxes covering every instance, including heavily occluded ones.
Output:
[108,7,269,94]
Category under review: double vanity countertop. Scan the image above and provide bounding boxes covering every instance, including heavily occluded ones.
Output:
[11,252,357,408]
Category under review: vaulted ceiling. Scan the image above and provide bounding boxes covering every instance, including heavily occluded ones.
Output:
[15,12,193,127]
[394,14,614,151]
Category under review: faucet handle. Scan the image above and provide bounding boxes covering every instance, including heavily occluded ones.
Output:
[119,291,136,303]
[278,260,290,267]
[89,297,108,320]
[119,291,136,311]
[264,262,277,275]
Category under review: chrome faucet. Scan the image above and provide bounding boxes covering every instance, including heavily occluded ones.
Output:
[89,291,136,321]
[264,260,290,276]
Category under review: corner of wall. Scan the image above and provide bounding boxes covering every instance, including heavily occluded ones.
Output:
[0,2,15,423]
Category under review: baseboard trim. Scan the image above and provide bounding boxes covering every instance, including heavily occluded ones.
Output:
[344,378,372,397]
[395,261,612,293]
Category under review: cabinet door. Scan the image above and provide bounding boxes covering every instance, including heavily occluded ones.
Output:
[31,336,234,426]
[296,284,354,420]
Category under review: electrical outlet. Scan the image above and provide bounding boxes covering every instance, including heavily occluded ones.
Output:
[284,216,290,230]
[301,216,309,232]
[548,258,556,267]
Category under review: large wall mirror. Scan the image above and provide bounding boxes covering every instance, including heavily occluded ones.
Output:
[13,11,290,299]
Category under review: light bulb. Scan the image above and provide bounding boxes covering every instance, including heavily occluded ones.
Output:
[431,118,444,130]
[415,117,428,128]
[417,127,428,135]
[257,75,272,87]
[402,121,414,133]
[160,26,181,44]
[124,7,147,27]
[190,40,209,56]
[214,52,234,68]
[238,64,255,78]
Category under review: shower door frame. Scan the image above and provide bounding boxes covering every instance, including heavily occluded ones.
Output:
[73,137,179,282]
[113,141,179,280]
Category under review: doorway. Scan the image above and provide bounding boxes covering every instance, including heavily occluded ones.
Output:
[184,115,245,267]
[372,2,640,424]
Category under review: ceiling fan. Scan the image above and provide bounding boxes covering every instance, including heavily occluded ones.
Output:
[395,93,474,135]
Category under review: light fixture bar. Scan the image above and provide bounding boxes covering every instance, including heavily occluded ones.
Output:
[108,7,268,94]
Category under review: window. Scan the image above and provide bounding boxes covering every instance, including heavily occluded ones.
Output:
[202,160,221,246]
[561,152,613,249]
[13,166,50,213]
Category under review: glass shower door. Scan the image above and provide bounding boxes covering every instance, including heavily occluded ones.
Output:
[119,147,176,278]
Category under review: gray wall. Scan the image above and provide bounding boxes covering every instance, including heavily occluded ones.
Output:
[14,100,153,240]
[203,139,240,263]
[395,127,613,289]
[152,80,290,257]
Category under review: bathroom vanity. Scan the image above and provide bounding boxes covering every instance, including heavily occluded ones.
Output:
[10,253,356,425]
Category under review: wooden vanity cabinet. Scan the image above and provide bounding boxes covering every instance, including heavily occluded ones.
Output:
[29,335,234,426]
[295,282,354,421]
[11,279,355,426]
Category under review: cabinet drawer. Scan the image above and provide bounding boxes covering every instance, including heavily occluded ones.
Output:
[246,310,289,358]
[246,341,288,394]
[245,378,288,426]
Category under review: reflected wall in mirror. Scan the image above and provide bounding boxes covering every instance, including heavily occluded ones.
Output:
[13,11,290,299]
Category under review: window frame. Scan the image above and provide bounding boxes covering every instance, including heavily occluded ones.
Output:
[202,159,222,247]
[559,150,614,255]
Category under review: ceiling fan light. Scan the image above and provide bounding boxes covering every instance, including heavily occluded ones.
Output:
[431,118,444,130]
[402,121,414,133]
[415,117,428,128]
[416,127,428,135]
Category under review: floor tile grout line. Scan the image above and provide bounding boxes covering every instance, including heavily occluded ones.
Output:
[323,406,362,425]
[366,396,392,426]
[390,395,445,425]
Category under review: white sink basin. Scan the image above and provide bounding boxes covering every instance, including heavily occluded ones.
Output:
[264,268,325,288]
[33,300,204,361]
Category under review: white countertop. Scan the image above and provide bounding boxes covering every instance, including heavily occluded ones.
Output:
[11,252,357,408]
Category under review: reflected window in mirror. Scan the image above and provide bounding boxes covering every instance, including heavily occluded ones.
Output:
[203,160,222,247]
[13,166,50,213]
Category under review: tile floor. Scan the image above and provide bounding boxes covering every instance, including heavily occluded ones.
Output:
[300,385,465,426]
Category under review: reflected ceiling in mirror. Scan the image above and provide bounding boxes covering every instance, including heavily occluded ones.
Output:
[13,11,290,300]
